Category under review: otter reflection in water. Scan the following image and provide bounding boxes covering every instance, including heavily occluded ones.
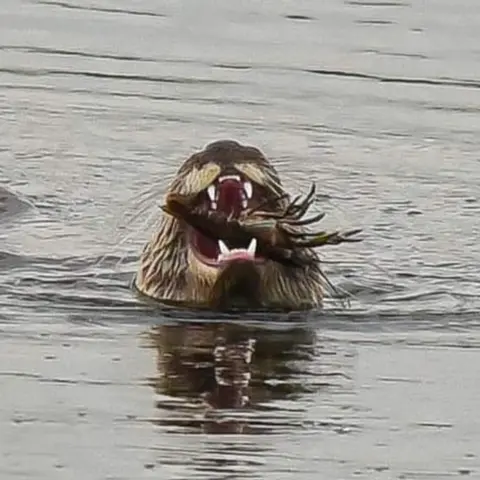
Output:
[146,320,317,434]
[134,140,328,311]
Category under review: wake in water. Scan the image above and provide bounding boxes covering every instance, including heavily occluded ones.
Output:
[0,184,35,221]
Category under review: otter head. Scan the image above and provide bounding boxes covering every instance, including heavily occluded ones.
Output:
[134,140,324,311]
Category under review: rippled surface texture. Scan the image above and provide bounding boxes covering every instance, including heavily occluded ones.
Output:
[1,1,480,479]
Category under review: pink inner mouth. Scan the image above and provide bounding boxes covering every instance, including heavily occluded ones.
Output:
[190,176,262,266]
[217,178,245,217]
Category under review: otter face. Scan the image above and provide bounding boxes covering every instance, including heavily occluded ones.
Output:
[134,140,324,311]
[179,152,284,282]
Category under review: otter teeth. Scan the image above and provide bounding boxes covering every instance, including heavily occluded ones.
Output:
[243,181,253,199]
[217,238,257,262]
[207,179,252,211]
[207,184,217,209]
[218,240,229,255]
[247,237,257,255]
[207,185,216,202]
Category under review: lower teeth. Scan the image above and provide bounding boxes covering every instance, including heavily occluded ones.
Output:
[217,238,257,262]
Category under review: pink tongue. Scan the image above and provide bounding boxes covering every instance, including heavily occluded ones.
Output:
[216,180,243,217]
[220,251,253,264]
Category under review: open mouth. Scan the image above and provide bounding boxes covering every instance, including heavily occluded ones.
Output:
[189,174,265,267]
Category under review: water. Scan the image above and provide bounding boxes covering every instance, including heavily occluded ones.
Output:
[1,0,480,478]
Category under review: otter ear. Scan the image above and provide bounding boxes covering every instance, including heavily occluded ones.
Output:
[170,163,221,195]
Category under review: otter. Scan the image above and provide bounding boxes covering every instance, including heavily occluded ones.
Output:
[133,140,325,311]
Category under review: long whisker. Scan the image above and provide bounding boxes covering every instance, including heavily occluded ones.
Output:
[285,183,316,219]
[316,264,358,308]
[281,212,326,227]
[278,228,327,239]
[95,209,161,274]
[296,182,316,209]
[94,189,164,273]
[117,183,165,231]
[294,229,363,248]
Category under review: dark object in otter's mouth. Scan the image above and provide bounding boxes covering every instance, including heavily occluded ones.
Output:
[161,182,362,268]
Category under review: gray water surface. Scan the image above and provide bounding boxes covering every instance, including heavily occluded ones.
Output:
[1,1,480,479]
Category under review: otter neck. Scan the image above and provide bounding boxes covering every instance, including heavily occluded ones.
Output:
[208,259,263,310]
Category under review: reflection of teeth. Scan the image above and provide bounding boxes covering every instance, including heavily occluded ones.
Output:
[207,185,216,202]
[243,181,253,199]
[241,198,248,209]
[211,201,217,210]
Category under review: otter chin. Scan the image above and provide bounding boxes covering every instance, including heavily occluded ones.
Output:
[133,140,325,311]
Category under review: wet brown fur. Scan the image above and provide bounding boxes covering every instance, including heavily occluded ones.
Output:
[133,140,325,310]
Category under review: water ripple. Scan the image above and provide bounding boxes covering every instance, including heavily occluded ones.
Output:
[2,0,480,478]
[305,68,480,89]
[0,67,235,85]
[34,0,167,18]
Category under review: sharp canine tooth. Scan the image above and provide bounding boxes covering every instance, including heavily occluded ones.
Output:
[243,181,253,199]
[207,185,216,202]
[218,240,230,255]
[247,238,257,256]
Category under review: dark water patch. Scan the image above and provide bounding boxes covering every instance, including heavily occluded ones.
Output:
[355,19,395,25]
[212,63,252,70]
[377,376,422,384]
[427,104,480,114]
[346,1,410,6]
[415,422,453,429]
[34,0,167,18]
[284,14,316,21]
[406,209,422,215]
[0,251,27,270]
[0,186,33,221]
